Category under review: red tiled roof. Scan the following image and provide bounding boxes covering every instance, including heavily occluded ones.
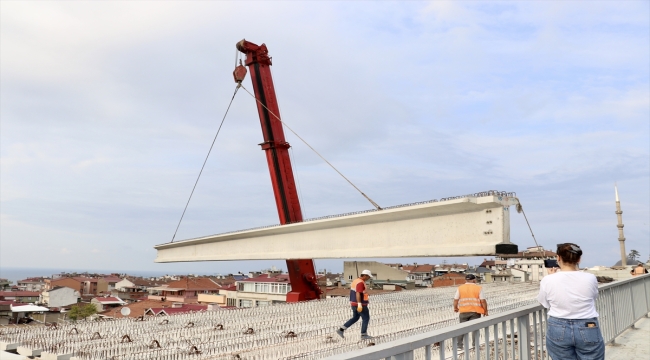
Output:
[50,277,81,283]
[100,299,175,318]
[17,277,47,283]
[164,277,221,291]
[239,274,290,283]
[220,285,237,291]
[412,265,435,273]
[0,300,29,306]
[402,265,416,272]
[212,278,237,286]
[0,291,40,297]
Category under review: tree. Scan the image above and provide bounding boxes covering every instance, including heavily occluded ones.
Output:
[67,304,97,321]
[629,250,641,262]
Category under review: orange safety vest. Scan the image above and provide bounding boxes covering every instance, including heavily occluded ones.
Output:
[349,278,369,305]
[457,284,485,314]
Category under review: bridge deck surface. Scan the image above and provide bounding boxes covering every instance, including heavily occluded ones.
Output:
[605,316,650,359]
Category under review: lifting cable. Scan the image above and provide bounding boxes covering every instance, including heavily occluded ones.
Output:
[515,199,545,256]
[239,84,382,211]
[170,84,241,243]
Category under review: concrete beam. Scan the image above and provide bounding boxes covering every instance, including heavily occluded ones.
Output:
[155,195,519,262]
[17,347,42,357]
[0,342,19,351]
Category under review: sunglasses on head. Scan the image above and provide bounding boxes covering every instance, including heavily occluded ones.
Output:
[557,243,582,255]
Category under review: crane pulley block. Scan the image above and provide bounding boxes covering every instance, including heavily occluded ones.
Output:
[233,61,247,83]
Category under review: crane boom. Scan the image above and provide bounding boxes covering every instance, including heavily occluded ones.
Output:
[234,39,322,302]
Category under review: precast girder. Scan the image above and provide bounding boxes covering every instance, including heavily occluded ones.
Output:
[154,195,519,262]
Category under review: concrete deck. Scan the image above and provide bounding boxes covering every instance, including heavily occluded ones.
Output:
[605,316,650,359]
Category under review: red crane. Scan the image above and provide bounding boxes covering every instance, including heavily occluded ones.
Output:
[233,39,323,302]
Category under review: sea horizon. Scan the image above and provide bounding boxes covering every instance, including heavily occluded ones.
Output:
[0,267,194,285]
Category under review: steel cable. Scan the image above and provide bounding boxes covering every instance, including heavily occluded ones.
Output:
[170,84,241,243]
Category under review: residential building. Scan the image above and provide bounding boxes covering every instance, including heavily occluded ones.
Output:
[91,296,126,312]
[114,278,136,292]
[45,277,83,293]
[197,293,227,307]
[110,278,149,302]
[0,291,40,304]
[102,276,121,292]
[510,268,529,282]
[479,259,508,271]
[433,264,469,277]
[318,273,344,288]
[472,267,494,282]
[408,265,435,285]
[148,277,221,303]
[219,284,238,307]
[232,273,292,307]
[492,270,514,282]
[432,273,467,287]
[0,302,11,325]
[74,277,105,295]
[0,279,10,291]
[40,286,80,308]
[16,277,48,292]
[343,261,412,286]
[497,246,556,281]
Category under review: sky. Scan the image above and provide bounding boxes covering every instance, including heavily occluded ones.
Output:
[1,1,649,276]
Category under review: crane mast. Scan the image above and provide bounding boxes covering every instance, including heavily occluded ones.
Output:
[234,39,322,302]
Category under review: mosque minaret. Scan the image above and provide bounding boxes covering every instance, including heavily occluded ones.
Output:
[615,184,627,266]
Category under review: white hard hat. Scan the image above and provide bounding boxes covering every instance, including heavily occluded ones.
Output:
[361,270,373,278]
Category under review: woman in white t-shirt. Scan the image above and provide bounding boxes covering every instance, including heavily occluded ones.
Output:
[537,243,604,360]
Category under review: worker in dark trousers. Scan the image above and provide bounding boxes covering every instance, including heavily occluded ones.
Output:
[336,270,373,340]
[453,274,488,349]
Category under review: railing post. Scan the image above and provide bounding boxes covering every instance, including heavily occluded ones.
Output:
[517,315,531,360]
[644,276,649,317]
[629,282,636,328]
[608,287,617,344]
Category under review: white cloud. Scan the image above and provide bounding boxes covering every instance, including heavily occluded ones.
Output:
[1,1,648,271]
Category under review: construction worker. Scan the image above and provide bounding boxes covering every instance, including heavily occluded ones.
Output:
[453,274,488,349]
[632,263,648,276]
[336,269,372,340]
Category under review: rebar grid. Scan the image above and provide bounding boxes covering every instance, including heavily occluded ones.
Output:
[0,282,540,359]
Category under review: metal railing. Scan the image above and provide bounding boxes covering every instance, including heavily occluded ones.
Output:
[325,274,650,360]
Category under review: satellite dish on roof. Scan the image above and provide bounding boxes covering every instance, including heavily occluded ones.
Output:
[120,307,131,316]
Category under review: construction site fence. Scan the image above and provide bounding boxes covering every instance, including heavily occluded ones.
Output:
[326,273,650,360]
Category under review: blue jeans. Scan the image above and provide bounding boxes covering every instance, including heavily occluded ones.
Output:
[342,306,369,335]
[546,317,605,360]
